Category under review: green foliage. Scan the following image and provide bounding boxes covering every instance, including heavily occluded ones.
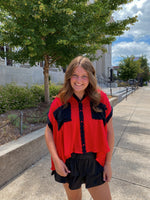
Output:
[118,56,141,81]
[118,55,150,83]
[0,0,138,103]
[8,114,19,128]
[0,83,61,114]
[0,0,137,67]
[30,85,45,102]
[8,114,27,129]
[5,84,37,110]
[137,55,150,82]
[49,84,62,98]
[0,85,8,113]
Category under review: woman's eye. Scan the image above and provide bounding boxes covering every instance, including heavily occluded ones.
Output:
[82,76,88,79]
[72,74,78,78]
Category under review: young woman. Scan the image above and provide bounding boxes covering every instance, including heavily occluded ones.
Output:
[45,56,114,200]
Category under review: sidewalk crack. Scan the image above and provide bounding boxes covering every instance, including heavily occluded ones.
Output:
[112,177,150,189]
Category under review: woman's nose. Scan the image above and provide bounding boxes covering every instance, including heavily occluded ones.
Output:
[77,76,82,81]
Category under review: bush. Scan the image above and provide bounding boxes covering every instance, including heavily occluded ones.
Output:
[0,83,62,114]
[0,86,8,113]
[5,84,37,110]
[30,85,45,102]
[49,84,62,98]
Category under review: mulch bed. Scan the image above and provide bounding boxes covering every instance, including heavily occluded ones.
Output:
[0,102,50,146]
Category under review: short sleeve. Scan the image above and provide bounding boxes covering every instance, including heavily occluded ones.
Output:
[47,97,61,132]
[100,91,113,123]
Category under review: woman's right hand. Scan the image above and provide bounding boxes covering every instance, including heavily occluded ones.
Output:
[54,158,71,177]
[45,126,70,177]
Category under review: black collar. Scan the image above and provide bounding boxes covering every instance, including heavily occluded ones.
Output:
[73,93,86,102]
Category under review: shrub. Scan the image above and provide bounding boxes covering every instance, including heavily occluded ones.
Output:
[5,84,37,110]
[49,84,62,98]
[0,83,62,114]
[30,85,45,102]
[0,86,8,113]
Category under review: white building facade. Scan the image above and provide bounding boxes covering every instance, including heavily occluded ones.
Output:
[93,44,112,87]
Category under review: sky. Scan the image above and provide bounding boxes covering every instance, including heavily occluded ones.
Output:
[112,0,150,66]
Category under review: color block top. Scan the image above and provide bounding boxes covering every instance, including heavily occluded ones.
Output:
[47,90,113,170]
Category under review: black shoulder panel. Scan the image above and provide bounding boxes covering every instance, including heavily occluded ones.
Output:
[90,103,107,125]
[53,103,72,130]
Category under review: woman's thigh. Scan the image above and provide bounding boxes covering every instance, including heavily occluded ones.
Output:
[63,183,82,200]
[88,182,112,200]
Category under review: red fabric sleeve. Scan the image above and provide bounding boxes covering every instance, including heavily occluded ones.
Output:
[47,97,63,171]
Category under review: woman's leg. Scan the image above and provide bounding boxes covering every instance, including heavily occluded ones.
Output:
[88,182,112,200]
[63,183,82,200]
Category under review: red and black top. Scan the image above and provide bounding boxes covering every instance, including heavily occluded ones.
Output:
[47,90,113,170]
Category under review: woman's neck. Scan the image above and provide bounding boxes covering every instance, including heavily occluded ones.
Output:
[74,92,85,100]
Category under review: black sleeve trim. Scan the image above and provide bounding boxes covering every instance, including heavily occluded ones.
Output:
[47,117,53,132]
[106,107,113,123]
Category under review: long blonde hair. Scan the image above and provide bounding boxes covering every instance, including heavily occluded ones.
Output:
[59,56,101,112]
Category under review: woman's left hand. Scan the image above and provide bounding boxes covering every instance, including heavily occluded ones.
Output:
[103,163,112,182]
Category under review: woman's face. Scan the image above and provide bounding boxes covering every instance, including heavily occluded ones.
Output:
[70,66,89,99]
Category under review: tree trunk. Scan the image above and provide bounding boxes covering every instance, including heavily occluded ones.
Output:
[43,55,50,103]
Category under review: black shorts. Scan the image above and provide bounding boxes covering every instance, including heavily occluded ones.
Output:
[52,152,105,190]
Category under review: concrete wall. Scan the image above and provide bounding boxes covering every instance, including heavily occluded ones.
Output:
[0,128,48,187]
[0,44,112,87]
[49,70,64,85]
[0,65,44,87]
[0,65,65,87]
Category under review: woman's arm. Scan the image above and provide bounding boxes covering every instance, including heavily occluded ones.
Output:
[45,125,70,177]
[103,117,115,182]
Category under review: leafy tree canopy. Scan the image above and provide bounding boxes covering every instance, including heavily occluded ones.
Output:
[118,56,141,81]
[137,55,150,82]
[118,55,150,83]
[0,0,137,67]
[0,0,137,102]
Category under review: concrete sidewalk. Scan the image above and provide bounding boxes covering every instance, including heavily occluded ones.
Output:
[0,86,150,200]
